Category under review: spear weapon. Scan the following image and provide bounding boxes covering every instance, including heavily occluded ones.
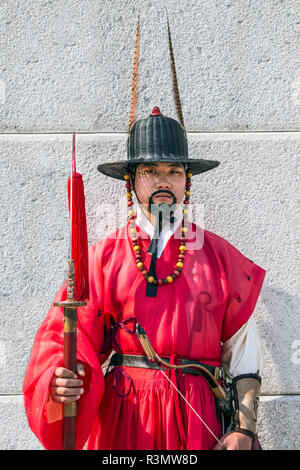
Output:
[53,133,89,450]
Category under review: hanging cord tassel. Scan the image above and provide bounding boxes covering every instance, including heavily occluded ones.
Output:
[67,133,89,301]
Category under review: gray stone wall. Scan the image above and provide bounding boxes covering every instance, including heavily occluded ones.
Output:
[0,0,299,450]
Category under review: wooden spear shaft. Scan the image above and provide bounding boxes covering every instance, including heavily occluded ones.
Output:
[54,259,86,450]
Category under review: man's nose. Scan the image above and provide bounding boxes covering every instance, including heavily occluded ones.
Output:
[156,174,171,188]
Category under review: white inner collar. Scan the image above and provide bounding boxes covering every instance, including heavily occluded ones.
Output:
[135,204,183,258]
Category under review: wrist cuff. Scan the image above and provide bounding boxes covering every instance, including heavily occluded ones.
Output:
[232,373,261,436]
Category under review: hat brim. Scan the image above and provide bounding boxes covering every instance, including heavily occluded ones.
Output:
[97,158,220,180]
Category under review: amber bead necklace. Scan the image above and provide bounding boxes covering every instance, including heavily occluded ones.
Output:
[123,170,192,286]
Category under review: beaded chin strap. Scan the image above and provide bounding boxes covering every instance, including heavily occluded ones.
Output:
[123,169,192,289]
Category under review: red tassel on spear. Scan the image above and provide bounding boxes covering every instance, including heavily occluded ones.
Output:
[67,133,89,301]
[53,132,89,450]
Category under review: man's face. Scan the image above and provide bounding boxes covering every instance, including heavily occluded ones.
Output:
[133,162,186,215]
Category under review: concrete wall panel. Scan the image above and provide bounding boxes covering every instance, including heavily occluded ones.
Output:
[0,0,299,132]
[0,0,299,450]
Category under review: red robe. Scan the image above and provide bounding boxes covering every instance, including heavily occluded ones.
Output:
[23,221,265,450]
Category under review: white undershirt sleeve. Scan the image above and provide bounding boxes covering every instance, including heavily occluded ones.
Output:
[222,314,263,381]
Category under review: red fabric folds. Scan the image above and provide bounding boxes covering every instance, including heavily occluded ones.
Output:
[89,368,221,450]
[23,221,266,450]
[22,244,108,450]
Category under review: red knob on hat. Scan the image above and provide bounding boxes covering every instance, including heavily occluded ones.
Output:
[150,106,163,116]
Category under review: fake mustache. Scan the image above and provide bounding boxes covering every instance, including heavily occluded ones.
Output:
[150,190,176,201]
[148,190,177,220]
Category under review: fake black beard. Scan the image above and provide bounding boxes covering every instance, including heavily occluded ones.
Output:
[148,190,177,226]
[146,191,178,297]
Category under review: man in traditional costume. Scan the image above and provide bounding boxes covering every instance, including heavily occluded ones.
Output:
[23,17,266,451]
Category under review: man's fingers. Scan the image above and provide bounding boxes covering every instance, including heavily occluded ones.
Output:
[54,364,85,378]
[51,376,83,388]
[50,365,86,401]
[54,367,78,379]
[50,365,87,404]
[51,394,81,404]
[52,386,84,397]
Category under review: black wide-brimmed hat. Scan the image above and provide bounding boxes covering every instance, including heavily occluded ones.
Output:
[97,14,220,181]
[97,106,220,180]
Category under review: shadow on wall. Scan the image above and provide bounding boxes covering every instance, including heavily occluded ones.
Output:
[257,284,300,396]
[255,283,300,450]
